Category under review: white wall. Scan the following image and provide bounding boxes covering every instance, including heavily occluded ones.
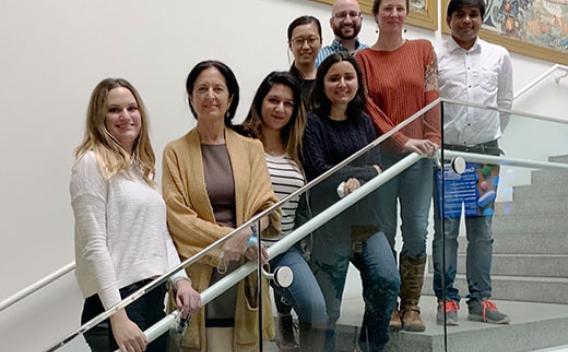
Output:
[1,0,567,349]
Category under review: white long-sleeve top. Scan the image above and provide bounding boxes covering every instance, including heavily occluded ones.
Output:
[437,37,513,145]
[70,151,186,310]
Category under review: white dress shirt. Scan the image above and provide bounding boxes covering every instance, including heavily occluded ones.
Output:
[437,36,513,145]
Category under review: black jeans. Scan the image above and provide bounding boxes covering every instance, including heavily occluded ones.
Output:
[81,279,168,352]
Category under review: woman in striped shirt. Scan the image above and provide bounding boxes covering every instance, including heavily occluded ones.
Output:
[239,71,327,351]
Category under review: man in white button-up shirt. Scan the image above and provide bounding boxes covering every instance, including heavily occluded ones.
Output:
[432,0,512,327]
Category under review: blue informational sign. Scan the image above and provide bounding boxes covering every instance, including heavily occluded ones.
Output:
[435,162,499,219]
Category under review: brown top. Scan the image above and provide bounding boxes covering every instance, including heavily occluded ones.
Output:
[201,144,238,325]
[356,39,441,151]
[201,144,236,228]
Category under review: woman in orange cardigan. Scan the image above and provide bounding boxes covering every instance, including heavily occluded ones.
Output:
[355,0,441,333]
[162,60,280,352]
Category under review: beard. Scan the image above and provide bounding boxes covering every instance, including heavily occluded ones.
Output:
[332,23,361,40]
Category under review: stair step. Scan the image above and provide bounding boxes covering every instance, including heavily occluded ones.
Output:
[492,215,568,234]
[324,296,568,352]
[428,254,568,278]
[532,169,568,185]
[495,200,568,216]
[458,233,568,255]
[513,184,568,200]
[424,274,568,304]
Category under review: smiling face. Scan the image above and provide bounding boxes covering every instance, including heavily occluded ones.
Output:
[331,0,363,40]
[447,6,482,49]
[189,67,232,122]
[375,0,407,34]
[104,87,142,153]
[260,84,295,133]
[289,23,322,67]
[324,60,359,107]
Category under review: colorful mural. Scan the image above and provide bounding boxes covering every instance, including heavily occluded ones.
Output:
[484,0,568,51]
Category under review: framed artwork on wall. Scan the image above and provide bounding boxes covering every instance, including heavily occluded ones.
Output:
[311,0,439,31]
[441,0,568,65]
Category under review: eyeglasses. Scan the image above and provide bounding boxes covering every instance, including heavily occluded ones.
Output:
[291,36,320,47]
[334,11,361,19]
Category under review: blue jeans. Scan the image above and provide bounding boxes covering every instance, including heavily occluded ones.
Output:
[270,246,328,327]
[432,158,499,302]
[310,228,400,352]
[377,153,434,258]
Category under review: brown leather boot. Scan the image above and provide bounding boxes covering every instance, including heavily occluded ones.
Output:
[389,308,402,330]
[399,255,427,332]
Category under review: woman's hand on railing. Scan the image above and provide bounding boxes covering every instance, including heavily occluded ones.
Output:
[344,178,361,196]
[403,138,438,157]
[174,278,202,319]
[110,309,148,352]
[222,227,252,262]
[244,244,269,264]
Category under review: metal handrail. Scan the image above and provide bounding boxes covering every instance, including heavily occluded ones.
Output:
[442,150,568,171]
[136,152,426,348]
[10,63,568,315]
[138,149,568,347]
[43,98,444,352]
[8,99,441,321]
[514,64,568,100]
[131,149,568,348]
[34,96,568,350]
[0,261,75,313]
[12,79,568,318]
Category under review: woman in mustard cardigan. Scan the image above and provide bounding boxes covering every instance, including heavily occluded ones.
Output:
[162,60,280,352]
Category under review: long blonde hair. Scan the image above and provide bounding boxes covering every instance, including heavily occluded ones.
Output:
[240,71,306,165]
[74,78,155,186]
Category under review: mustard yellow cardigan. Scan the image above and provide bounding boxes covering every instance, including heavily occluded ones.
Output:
[162,127,280,352]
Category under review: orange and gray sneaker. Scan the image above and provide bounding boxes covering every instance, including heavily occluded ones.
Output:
[468,299,510,324]
[436,300,459,326]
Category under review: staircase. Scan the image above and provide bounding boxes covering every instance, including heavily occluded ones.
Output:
[426,154,568,305]
[415,154,568,352]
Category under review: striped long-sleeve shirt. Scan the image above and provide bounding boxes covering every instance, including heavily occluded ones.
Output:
[262,154,305,247]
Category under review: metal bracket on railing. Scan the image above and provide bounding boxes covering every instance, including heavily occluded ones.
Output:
[436,150,470,175]
[555,70,568,85]
[262,265,294,288]
[450,157,466,174]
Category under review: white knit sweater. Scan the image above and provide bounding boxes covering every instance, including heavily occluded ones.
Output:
[70,151,186,310]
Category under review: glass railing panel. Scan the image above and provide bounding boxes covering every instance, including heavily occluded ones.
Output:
[437,100,568,351]
[293,105,440,352]
[45,102,443,352]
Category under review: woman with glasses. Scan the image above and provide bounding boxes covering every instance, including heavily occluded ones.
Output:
[355,0,441,333]
[303,53,400,352]
[287,15,322,105]
[70,78,201,352]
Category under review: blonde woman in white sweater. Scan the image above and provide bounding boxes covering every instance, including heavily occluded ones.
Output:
[70,78,201,352]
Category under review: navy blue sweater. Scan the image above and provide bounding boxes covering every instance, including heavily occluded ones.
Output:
[302,111,382,232]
